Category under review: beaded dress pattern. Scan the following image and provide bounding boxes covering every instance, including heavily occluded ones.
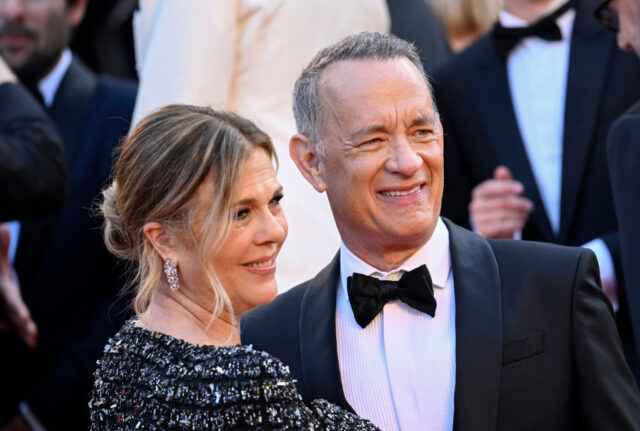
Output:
[90,320,379,430]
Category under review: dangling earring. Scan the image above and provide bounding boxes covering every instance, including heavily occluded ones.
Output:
[164,258,180,291]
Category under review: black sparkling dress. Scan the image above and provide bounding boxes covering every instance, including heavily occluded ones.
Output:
[89,319,378,430]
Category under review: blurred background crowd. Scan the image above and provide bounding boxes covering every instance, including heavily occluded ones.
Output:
[0,0,638,429]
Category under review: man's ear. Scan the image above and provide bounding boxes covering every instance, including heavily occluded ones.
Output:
[68,0,88,29]
[143,222,179,264]
[289,134,327,193]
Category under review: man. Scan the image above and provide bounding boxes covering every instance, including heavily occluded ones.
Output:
[0,0,136,429]
[241,32,640,430]
[432,0,640,375]
[604,0,640,382]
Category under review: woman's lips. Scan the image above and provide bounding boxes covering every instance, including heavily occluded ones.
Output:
[243,255,276,275]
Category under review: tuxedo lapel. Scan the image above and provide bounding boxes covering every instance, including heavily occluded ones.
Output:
[48,57,97,171]
[471,53,555,242]
[559,0,614,243]
[444,220,502,431]
[299,253,353,411]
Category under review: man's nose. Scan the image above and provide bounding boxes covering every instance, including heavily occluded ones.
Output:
[2,0,27,21]
[385,137,422,176]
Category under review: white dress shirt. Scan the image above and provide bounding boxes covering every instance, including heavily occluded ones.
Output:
[502,0,574,235]
[501,2,616,305]
[336,218,455,431]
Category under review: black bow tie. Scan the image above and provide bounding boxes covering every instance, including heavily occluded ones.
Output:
[493,1,573,59]
[347,264,436,329]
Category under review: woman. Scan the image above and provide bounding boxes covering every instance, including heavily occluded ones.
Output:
[89,105,378,430]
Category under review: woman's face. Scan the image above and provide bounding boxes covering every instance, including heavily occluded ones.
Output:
[181,148,287,316]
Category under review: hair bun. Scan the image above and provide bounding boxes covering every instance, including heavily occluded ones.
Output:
[101,182,136,261]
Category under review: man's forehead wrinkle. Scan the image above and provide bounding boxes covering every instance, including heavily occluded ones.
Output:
[323,94,347,131]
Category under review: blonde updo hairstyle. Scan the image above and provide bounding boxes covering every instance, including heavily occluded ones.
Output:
[101,104,276,319]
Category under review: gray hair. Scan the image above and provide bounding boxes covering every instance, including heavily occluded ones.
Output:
[292,31,437,153]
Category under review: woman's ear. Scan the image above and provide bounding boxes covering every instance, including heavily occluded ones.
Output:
[143,222,178,264]
[289,134,327,193]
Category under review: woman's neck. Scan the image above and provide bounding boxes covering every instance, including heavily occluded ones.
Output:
[138,286,240,346]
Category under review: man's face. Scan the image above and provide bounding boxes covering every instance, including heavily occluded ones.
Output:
[0,0,84,83]
[316,58,444,267]
[612,0,640,57]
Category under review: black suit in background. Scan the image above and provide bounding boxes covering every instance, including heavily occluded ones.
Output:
[0,58,136,430]
[432,0,640,376]
[386,0,452,74]
[0,82,68,220]
[242,220,640,430]
[608,101,640,383]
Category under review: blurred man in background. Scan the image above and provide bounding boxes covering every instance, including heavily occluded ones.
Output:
[0,0,136,429]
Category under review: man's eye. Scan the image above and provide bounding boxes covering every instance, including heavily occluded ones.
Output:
[415,129,433,136]
[270,194,284,205]
[234,208,249,220]
[362,137,382,146]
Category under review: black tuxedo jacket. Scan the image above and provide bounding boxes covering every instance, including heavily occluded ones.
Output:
[0,58,136,430]
[608,101,640,382]
[0,82,68,220]
[433,0,640,257]
[242,220,640,430]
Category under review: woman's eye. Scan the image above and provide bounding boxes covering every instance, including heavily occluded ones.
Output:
[234,208,249,220]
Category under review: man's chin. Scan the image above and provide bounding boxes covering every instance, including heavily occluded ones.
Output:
[4,48,62,85]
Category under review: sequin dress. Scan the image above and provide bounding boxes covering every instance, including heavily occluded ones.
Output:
[90,320,379,430]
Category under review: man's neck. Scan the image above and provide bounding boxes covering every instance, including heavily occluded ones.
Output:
[17,49,63,89]
[504,0,555,22]
[340,231,434,273]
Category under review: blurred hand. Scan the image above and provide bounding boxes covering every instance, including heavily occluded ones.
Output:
[0,224,37,348]
[469,166,534,239]
[0,56,17,84]
[0,415,31,431]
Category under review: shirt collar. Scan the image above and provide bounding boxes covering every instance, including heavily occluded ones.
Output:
[340,217,451,295]
[37,49,72,108]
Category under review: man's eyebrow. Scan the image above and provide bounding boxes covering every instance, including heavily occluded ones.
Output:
[234,185,284,206]
[350,124,389,140]
[409,115,436,128]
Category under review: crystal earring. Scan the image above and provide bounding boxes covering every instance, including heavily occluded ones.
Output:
[163,258,180,291]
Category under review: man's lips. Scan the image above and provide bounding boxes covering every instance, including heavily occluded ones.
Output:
[0,32,33,48]
[377,183,424,197]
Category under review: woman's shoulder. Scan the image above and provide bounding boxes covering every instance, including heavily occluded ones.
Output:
[94,318,298,383]
[90,319,310,429]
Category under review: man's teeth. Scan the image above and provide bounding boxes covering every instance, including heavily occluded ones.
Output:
[380,185,422,197]
[246,258,274,268]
